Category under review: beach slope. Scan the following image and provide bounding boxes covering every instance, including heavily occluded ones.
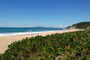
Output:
[0,29,82,54]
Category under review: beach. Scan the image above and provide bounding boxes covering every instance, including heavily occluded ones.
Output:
[0,29,82,54]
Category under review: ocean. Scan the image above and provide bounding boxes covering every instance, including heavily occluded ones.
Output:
[0,27,64,36]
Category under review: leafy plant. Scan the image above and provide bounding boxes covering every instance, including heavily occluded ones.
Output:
[0,30,90,60]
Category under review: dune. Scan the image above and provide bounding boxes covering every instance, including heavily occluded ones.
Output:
[0,29,83,54]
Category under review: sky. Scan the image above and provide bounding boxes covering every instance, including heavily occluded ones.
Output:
[0,0,90,27]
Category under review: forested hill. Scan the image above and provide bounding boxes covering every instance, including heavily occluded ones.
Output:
[68,22,90,29]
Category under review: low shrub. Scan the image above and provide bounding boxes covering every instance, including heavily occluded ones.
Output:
[0,30,90,60]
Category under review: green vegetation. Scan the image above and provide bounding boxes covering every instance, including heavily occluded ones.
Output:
[0,30,90,60]
[68,22,90,29]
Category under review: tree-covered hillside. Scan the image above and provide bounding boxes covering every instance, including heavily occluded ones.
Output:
[68,22,90,29]
[0,30,90,60]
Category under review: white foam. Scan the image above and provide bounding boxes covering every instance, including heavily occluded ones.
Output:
[0,31,54,36]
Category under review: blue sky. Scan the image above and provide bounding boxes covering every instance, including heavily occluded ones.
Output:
[0,0,90,27]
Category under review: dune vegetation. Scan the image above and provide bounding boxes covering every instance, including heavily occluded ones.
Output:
[0,30,90,60]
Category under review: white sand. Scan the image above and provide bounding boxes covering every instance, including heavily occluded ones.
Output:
[0,29,82,54]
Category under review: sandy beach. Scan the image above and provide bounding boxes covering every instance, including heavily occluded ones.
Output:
[0,29,82,54]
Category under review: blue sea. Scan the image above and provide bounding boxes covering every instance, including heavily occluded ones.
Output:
[0,27,64,36]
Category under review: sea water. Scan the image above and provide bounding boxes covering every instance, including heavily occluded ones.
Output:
[0,27,64,36]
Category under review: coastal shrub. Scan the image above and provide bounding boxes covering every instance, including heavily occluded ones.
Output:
[0,30,90,60]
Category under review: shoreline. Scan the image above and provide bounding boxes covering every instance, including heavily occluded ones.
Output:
[0,30,62,36]
[0,29,82,54]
